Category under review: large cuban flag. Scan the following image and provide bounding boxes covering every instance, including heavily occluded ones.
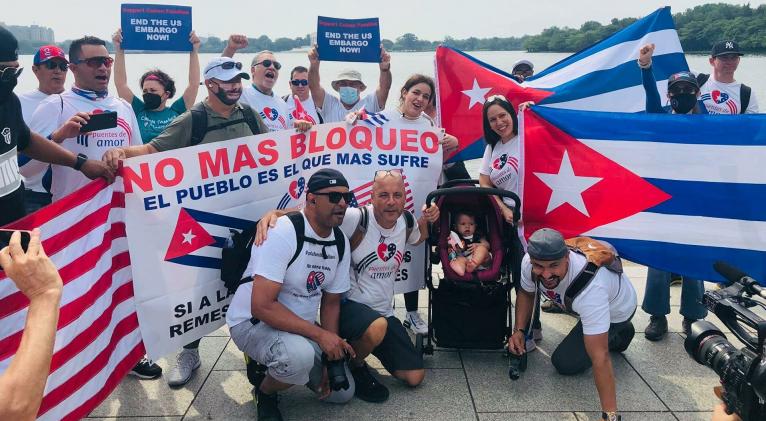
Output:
[436,6,688,162]
[520,106,766,283]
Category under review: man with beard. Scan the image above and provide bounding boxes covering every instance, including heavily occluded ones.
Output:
[102,56,270,387]
[508,228,637,421]
[0,26,113,227]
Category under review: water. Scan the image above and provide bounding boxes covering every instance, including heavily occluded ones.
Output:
[14,50,765,175]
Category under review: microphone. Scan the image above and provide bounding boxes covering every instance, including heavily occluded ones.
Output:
[714,261,766,299]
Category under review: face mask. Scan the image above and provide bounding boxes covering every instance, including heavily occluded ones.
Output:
[212,82,241,105]
[142,92,163,110]
[0,68,20,103]
[670,93,697,114]
[339,86,359,105]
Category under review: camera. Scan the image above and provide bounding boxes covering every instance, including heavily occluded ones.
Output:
[684,262,766,421]
[322,353,349,391]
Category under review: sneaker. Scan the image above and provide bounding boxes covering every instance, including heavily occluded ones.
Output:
[532,328,543,342]
[682,317,696,336]
[541,299,564,314]
[525,337,537,352]
[644,315,668,341]
[167,348,201,387]
[245,354,267,390]
[350,363,389,403]
[256,390,283,421]
[403,311,428,335]
[129,357,162,379]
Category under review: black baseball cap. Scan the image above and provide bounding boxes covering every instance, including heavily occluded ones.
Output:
[667,71,699,91]
[0,26,19,62]
[711,40,744,58]
[307,169,349,193]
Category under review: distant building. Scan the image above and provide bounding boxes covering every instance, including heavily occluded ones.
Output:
[0,22,55,43]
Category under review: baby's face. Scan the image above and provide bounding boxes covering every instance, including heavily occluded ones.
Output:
[456,214,476,237]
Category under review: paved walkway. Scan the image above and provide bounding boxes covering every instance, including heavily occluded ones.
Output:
[88,263,727,420]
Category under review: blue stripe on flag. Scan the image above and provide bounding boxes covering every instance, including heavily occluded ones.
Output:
[184,208,254,230]
[449,136,487,163]
[645,179,766,221]
[167,255,222,269]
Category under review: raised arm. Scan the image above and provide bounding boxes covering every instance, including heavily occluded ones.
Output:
[222,34,248,58]
[181,31,201,109]
[308,45,326,108]
[638,43,664,114]
[111,29,134,103]
[376,45,392,108]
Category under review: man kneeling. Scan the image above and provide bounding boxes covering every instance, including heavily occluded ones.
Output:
[509,228,637,421]
[226,169,358,421]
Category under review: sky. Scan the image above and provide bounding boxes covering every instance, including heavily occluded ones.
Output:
[3,0,764,42]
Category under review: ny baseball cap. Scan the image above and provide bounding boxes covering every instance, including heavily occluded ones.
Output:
[667,71,699,90]
[203,57,249,82]
[307,169,349,193]
[527,228,568,261]
[711,40,744,57]
[33,45,67,65]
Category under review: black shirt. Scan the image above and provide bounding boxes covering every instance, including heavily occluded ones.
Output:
[0,92,31,226]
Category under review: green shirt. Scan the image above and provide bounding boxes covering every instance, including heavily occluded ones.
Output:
[149,99,268,152]
[131,96,187,144]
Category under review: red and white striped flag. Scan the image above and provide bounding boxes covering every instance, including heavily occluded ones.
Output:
[0,177,143,420]
[349,169,415,212]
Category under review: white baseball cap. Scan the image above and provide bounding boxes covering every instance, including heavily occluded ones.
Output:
[203,57,250,82]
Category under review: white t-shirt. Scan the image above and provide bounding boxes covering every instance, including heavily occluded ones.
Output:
[319,90,381,123]
[226,212,351,327]
[17,89,51,193]
[699,76,759,114]
[520,251,637,335]
[339,206,420,317]
[479,136,520,208]
[239,85,292,132]
[284,94,321,125]
[29,89,142,202]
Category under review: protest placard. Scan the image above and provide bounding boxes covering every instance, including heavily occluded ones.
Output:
[120,3,192,51]
[317,16,381,63]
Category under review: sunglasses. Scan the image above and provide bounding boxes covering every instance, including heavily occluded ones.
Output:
[374,169,403,180]
[208,61,243,76]
[0,66,23,82]
[253,59,282,70]
[311,191,354,204]
[290,79,308,86]
[41,61,68,71]
[486,94,508,103]
[72,56,114,68]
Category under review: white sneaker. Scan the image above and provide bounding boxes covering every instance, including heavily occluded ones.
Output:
[525,337,537,352]
[403,311,428,335]
[167,348,201,387]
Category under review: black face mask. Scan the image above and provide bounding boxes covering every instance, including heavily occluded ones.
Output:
[0,67,21,104]
[670,93,697,114]
[142,92,163,110]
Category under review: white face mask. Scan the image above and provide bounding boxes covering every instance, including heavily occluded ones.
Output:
[339,86,359,105]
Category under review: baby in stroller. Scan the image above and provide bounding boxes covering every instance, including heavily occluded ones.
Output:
[447,211,492,276]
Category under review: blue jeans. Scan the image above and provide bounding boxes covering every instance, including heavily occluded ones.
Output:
[641,268,707,320]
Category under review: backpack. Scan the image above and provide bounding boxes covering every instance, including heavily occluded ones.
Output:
[696,73,752,114]
[189,102,262,146]
[348,205,415,251]
[535,236,623,313]
[220,212,346,293]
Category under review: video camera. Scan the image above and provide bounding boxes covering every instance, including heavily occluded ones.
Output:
[684,261,766,421]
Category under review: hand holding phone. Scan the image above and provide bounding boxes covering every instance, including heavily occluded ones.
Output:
[0,229,31,252]
[80,111,118,133]
[0,229,63,300]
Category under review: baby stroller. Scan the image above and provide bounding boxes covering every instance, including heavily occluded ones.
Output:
[420,180,522,354]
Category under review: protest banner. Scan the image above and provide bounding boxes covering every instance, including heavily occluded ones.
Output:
[317,16,381,62]
[122,121,442,359]
[120,3,192,51]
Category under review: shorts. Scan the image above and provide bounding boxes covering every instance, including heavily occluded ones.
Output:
[230,320,355,403]
[339,300,424,373]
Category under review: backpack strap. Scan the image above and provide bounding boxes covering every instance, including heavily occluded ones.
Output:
[189,102,208,146]
[240,105,263,135]
[403,210,415,241]
[740,84,751,114]
[696,73,710,87]
[562,262,599,313]
[287,211,345,267]
[349,206,369,251]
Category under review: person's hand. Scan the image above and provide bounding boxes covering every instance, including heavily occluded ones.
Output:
[308,44,320,65]
[315,366,332,400]
[293,119,313,133]
[190,31,201,52]
[344,109,365,125]
[316,330,356,361]
[379,45,391,71]
[508,330,526,356]
[81,159,115,183]
[421,204,439,223]
[518,101,535,112]
[466,243,477,254]
[51,112,91,142]
[0,229,63,302]
[227,34,248,51]
[440,133,458,154]
[254,210,281,246]
[638,43,655,68]
[712,402,741,421]
[501,205,515,224]
[112,29,123,51]
[102,148,126,172]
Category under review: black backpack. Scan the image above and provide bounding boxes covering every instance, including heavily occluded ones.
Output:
[348,205,415,251]
[220,212,346,292]
[189,102,263,146]
[696,73,752,114]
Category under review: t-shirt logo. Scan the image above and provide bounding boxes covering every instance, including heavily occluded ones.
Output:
[1,127,10,145]
[492,153,508,170]
[288,177,305,199]
[306,271,325,292]
[711,90,729,104]
[377,242,397,261]
[262,107,279,121]
[543,289,562,304]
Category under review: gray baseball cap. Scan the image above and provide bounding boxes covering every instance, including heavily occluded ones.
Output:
[527,228,567,261]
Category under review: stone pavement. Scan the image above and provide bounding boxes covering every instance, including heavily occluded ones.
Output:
[87,263,729,420]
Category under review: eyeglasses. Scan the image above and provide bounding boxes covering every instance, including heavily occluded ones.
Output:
[486,94,508,103]
[0,66,23,82]
[310,191,354,204]
[374,169,403,180]
[253,59,282,70]
[72,56,114,68]
[290,79,308,86]
[41,61,68,71]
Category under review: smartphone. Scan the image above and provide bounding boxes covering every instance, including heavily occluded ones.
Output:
[0,229,31,252]
[80,111,118,133]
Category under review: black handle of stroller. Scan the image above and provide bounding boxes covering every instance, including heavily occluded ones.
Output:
[439,179,479,189]
[425,187,521,224]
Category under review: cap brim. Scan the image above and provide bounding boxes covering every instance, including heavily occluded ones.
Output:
[207,70,250,82]
[713,52,744,57]
[331,80,366,91]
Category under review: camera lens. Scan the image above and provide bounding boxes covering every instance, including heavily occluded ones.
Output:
[685,320,739,376]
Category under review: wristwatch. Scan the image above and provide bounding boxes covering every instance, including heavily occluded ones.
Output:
[73,153,88,171]
[601,411,620,421]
